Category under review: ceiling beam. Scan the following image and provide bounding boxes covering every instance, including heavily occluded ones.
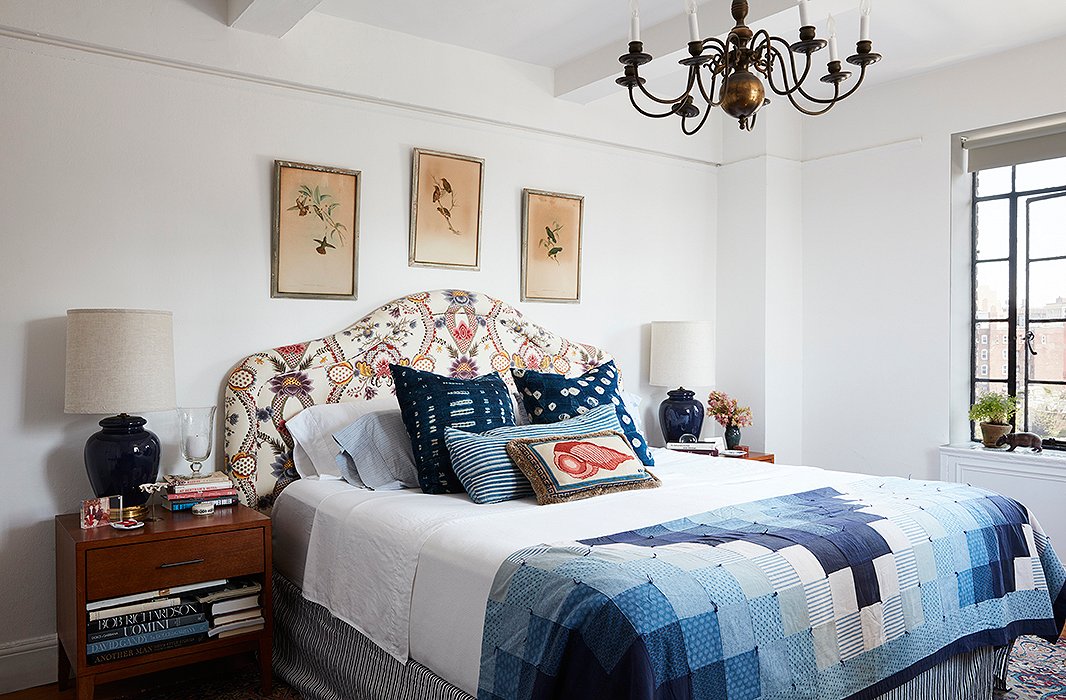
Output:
[227,0,323,38]
[554,0,856,104]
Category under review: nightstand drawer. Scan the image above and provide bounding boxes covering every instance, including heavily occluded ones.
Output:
[85,529,264,601]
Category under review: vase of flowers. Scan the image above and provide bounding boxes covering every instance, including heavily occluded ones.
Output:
[706,391,753,450]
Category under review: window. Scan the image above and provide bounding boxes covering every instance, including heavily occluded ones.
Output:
[971,156,1066,450]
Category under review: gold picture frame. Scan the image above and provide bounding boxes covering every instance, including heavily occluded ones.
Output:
[271,160,360,300]
[521,188,584,303]
[409,148,484,270]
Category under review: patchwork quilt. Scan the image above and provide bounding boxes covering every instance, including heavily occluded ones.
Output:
[479,478,1066,700]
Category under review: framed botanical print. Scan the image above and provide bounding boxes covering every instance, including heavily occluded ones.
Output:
[272,160,360,300]
[409,148,484,270]
[521,188,584,303]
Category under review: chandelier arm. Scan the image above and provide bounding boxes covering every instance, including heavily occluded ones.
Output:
[780,80,842,116]
[627,88,683,118]
[633,67,699,106]
[695,60,725,106]
[790,67,866,106]
[681,97,714,135]
[761,39,815,97]
[699,37,729,56]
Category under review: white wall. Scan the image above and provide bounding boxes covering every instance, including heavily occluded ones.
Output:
[715,109,804,462]
[800,35,1066,478]
[0,3,718,691]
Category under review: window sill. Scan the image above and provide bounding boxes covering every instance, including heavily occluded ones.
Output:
[940,443,1066,469]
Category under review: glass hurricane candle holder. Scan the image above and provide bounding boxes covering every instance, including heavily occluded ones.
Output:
[178,406,216,476]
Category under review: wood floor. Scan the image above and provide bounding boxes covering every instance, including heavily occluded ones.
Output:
[0,657,261,700]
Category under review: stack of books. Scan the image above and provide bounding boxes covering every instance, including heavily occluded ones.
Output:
[199,580,265,638]
[85,579,225,664]
[162,471,238,511]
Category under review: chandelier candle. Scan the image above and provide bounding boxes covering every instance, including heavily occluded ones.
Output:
[684,0,700,43]
[629,0,640,43]
[617,0,881,132]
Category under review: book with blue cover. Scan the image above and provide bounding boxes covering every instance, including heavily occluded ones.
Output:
[86,620,210,655]
[86,612,206,643]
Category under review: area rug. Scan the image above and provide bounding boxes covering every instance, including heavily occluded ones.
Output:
[1002,635,1066,700]
[105,663,299,700]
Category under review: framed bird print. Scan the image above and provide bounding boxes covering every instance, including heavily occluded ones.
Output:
[521,188,584,303]
[271,160,360,300]
[409,148,484,270]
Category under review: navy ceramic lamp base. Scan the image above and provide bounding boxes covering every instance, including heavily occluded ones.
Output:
[658,387,705,443]
[84,413,161,519]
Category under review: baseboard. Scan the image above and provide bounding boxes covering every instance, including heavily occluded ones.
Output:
[0,634,56,694]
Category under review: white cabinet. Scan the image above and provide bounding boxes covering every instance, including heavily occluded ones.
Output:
[940,444,1066,550]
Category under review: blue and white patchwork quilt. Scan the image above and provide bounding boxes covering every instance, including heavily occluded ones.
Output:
[479,478,1066,700]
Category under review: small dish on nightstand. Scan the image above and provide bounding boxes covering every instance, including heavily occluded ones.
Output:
[720,449,747,457]
[110,519,144,530]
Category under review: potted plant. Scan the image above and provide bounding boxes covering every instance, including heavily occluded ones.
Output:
[968,392,1018,448]
[706,391,753,450]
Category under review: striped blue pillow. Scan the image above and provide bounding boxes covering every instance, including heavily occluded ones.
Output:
[445,404,623,505]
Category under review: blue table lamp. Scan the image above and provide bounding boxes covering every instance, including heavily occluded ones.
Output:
[65,309,176,519]
[649,321,715,443]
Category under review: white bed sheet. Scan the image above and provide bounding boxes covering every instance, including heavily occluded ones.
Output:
[276,449,871,696]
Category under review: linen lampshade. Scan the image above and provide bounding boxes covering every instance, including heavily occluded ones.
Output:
[64,309,176,518]
[649,321,715,388]
[65,309,176,415]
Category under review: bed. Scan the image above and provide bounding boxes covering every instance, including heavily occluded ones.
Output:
[222,289,1065,700]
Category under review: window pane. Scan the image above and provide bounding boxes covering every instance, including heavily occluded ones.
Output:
[975,261,1009,319]
[975,322,1008,380]
[1025,384,1066,439]
[1029,259,1066,311]
[1015,156,1066,192]
[975,199,1010,260]
[1025,193,1066,259]
[975,166,1012,197]
[1026,321,1066,382]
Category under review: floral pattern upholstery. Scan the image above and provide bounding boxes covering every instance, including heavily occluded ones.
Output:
[222,289,612,509]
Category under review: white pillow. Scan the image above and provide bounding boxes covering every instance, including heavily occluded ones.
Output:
[332,410,419,490]
[284,395,397,479]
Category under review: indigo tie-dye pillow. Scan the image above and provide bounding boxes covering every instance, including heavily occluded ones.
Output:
[390,364,515,494]
[511,361,653,466]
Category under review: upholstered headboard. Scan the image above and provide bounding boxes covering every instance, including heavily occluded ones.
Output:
[223,289,611,508]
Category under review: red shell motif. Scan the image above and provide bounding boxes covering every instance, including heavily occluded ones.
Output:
[552,440,633,480]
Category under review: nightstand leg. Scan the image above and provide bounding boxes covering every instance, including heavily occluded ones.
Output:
[75,674,94,700]
[57,644,71,690]
[258,636,273,695]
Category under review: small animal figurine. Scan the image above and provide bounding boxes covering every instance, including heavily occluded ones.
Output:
[995,432,1043,452]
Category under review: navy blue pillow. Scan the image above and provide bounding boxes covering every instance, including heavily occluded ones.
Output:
[390,364,515,494]
[511,360,654,466]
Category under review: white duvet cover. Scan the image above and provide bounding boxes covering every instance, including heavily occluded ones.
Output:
[275,449,872,696]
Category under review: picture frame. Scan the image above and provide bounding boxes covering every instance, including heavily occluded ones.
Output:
[521,188,584,303]
[80,497,111,529]
[272,160,361,300]
[409,148,484,270]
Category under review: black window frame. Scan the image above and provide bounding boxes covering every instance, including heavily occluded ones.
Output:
[970,164,1066,451]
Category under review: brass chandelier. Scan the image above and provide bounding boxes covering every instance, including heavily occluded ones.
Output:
[618,0,881,132]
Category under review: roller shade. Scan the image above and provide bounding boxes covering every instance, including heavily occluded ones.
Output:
[962,116,1066,172]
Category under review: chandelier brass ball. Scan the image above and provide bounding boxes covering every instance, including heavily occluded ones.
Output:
[719,68,766,120]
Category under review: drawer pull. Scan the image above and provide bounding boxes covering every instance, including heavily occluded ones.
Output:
[158,558,205,569]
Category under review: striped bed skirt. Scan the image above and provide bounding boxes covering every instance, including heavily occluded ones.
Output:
[271,572,1012,700]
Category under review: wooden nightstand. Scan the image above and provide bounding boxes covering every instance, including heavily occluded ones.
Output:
[55,504,272,700]
[725,450,775,463]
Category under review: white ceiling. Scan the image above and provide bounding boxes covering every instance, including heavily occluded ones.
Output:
[315,0,1066,99]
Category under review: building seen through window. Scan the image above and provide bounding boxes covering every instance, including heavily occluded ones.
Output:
[972,156,1066,449]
